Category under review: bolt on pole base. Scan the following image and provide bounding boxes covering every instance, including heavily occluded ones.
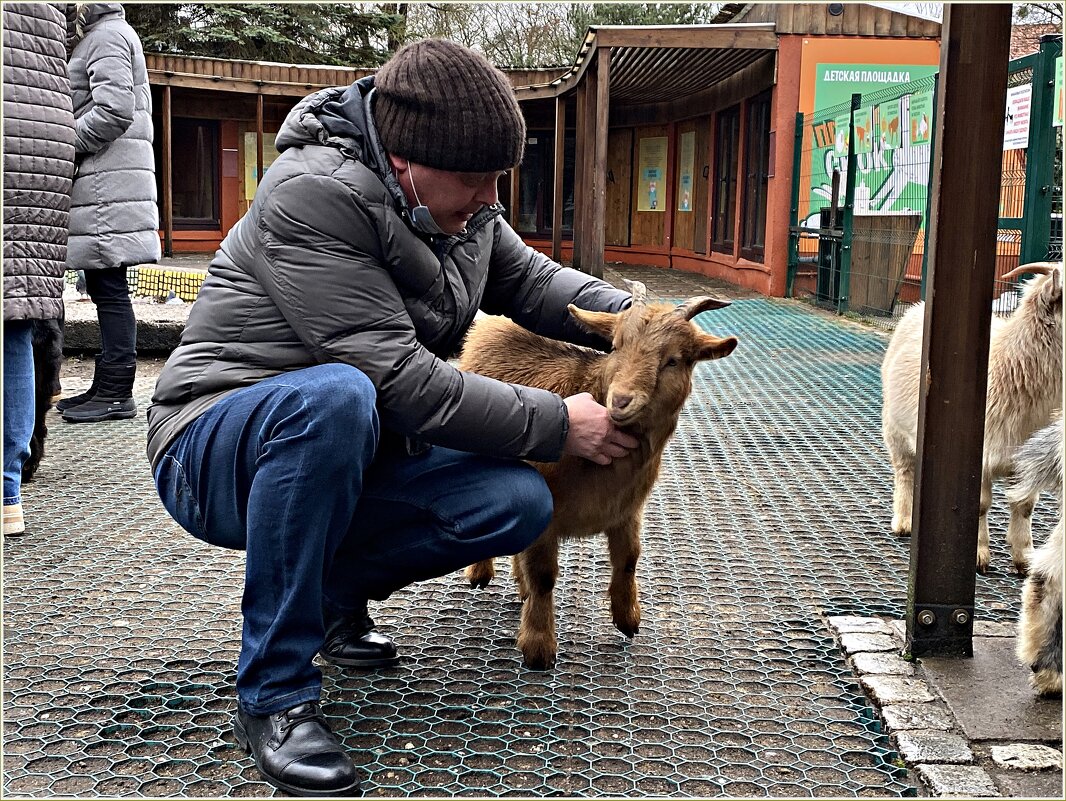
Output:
[906,603,975,658]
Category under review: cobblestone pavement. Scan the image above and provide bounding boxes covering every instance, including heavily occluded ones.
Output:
[2,265,1054,797]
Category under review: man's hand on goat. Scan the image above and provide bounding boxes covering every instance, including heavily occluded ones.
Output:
[563,393,640,465]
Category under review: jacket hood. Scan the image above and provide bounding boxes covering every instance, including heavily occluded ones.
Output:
[81,3,124,27]
[276,76,379,167]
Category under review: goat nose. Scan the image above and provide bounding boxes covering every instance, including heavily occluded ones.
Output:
[613,394,633,410]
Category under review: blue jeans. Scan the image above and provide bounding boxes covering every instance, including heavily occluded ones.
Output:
[153,364,553,715]
[3,321,34,506]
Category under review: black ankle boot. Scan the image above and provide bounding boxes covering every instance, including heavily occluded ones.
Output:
[320,602,399,669]
[62,361,136,423]
[234,702,361,797]
[56,355,102,411]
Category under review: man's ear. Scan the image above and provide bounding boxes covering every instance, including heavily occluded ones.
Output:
[568,305,618,340]
[387,154,409,173]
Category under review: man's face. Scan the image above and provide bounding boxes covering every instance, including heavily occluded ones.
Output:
[390,156,506,235]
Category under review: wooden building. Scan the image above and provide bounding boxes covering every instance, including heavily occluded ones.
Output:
[147,2,940,296]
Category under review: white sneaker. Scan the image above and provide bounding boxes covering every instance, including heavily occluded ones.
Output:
[3,503,26,536]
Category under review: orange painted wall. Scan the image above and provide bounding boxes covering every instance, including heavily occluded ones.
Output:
[798,36,941,114]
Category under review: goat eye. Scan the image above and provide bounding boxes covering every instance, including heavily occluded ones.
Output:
[663,357,680,369]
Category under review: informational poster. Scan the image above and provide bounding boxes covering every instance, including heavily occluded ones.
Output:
[1054,56,1063,128]
[877,100,902,150]
[1003,84,1033,150]
[676,131,695,212]
[833,113,851,156]
[637,136,667,212]
[243,132,280,200]
[909,89,933,145]
[853,106,873,154]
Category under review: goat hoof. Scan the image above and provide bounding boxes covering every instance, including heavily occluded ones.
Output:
[521,652,555,671]
[976,562,990,575]
[464,563,494,589]
[614,621,639,638]
[1012,561,1030,577]
[517,638,556,670]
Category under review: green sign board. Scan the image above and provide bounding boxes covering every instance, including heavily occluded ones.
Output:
[807,62,939,227]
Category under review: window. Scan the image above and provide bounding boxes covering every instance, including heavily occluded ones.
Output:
[515,131,575,236]
[712,105,740,254]
[741,90,772,261]
[163,119,220,229]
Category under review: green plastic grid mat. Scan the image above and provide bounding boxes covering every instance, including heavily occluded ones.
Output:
[4,287,1052,797]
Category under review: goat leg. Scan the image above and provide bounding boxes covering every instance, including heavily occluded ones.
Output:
[977,477,993,574]
[888,454,914,536]
[1017,520,1063,695]
[515,532,560,670]
[607,517,642,638]
[1006,494,1035,576]
[464,559,495,588]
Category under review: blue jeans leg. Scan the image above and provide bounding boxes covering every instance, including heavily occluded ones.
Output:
[3,322,34,506]
[154,364,380,715]
[324,447,553,610]
[153,364,554,716]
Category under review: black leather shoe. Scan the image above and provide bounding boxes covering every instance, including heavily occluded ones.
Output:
[234,702,361,797]
[320,605,400,669]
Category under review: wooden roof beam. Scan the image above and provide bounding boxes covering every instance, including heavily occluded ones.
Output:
[592,23,777,50]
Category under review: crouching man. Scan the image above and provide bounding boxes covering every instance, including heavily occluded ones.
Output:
[147,38,638,796]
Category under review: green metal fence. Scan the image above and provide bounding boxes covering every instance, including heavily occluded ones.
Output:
[788,36,1063,329]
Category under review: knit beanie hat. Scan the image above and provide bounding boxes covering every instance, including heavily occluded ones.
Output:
[374,39,526,172]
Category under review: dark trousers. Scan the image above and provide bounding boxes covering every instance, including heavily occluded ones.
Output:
[83,267,136,364]
[153,364,553,715]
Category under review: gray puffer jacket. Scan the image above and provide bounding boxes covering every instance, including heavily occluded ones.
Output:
[147,76,630,467]
[2,1,76,322]
[67,2,159,271]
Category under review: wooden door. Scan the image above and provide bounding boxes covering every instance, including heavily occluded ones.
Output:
[693,119,711,255]
[605,128,633,247]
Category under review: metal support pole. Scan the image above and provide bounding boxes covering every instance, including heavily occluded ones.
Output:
[919,74,940,302]
[836,93,861,314]
[786,112,805,298]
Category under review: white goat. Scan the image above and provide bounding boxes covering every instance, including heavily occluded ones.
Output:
[881,263,1063,573]
[1009,418,1063,696]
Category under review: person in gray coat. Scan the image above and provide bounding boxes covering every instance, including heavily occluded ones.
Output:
[58,2,160,423]
[149,39,637,796]
[2,2,77,536]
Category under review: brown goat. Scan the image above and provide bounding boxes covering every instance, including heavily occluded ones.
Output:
[459,280,739,668]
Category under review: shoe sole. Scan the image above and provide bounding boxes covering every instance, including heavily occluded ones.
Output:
[233,716,363,798]
[62,409,137,424]
[318,651,401,669]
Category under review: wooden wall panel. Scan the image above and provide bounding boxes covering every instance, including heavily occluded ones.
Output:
[606,129,633,247]
[630,124,669,247]
[672,120,698,251]
[693,118,711,255]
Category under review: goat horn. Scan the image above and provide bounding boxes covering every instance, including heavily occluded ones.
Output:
[675,295,732,321]
[1001,262,1061,280]
[622,279,648,307]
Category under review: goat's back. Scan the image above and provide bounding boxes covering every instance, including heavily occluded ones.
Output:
[459,315,604,400]
[881,302,1009,460]
[460,314,662,538]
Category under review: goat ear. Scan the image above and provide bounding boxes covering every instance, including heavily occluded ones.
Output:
[676,295,731,321]
[568,304,619,339]
[695,332,739,362]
